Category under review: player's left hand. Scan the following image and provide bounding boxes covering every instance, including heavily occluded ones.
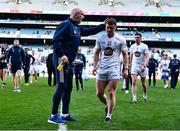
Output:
[141,66,145,72]
[92,67,97,75]
[123,70,128,78]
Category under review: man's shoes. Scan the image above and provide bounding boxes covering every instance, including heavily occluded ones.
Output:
[143,94,147,102]
[48,115,66,124]
[61,115,77,122]
[13,88,21,93]
[105,117,112,123]
[13,88,17,92]
[131,99,137,103]
[16,88,21,93]
[144,98,147,102]
[25,83,29,86]
[1,83,6,88]
[144,97,147,102]
[125,90,129,94]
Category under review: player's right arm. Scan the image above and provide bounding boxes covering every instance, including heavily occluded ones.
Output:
[128,45,133,72]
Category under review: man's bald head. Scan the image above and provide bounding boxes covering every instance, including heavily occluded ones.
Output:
[70,8,84,24]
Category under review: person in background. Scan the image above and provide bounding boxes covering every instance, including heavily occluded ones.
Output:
[169,54,180,90]
[46,53,56,87]
[48,8,107,124]
[24,48,35,86]
[7,39,25,92]
[147,53,158,87]
[159,53,170,89]
[129,33,149,103]
[29,50,38,84]
[73,49,86,90]
[99,0,108,5]
[122,52,132,94]
[0,43,8,88]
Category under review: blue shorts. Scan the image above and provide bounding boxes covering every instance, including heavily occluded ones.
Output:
[11,64,22,74]
[161,70,169,80]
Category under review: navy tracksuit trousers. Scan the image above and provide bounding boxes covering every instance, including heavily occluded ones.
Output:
[52,54,73,115]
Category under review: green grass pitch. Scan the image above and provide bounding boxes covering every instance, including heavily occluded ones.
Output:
[0,77,179,130]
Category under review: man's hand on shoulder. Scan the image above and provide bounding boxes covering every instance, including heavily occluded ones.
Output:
[104,18,109,25]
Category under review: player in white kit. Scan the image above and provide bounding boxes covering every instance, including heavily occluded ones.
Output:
[159,53,170,88]
[29,50,40,84]
[129,33,149,103]
[93,18,129,122]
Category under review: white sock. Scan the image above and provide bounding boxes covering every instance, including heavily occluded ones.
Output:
[122,79,126,89]
[143,93,147,98]
[106,114,112,119]
[51,114,56,117]
[166,83,168,87]
[132,86,136,100]
[61,113,69,117]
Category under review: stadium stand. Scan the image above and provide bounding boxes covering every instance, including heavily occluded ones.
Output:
[0,0,179,72]
[0,0,180,14]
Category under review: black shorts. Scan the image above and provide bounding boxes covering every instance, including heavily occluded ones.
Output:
[11,64,22,74]
[0,62,7,69]
[74,68,83,75]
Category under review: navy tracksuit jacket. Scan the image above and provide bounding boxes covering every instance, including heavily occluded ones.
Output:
[7,45,25,73]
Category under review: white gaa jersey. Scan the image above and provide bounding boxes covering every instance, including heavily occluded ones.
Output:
[95,33,127,70]
[160,59,170,71]
[129,42,149,67]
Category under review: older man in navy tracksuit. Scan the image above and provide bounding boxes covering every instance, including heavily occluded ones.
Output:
[48,8,106,124]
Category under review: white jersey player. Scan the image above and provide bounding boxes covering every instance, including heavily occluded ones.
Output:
[29,50,40,83]
[129,42,149,77]
[96,33,127,75]
[93,18,129,122]
[129,33,149,103]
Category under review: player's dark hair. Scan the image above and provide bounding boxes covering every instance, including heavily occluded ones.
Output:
[106,18,117,26]
[135,32,142,37]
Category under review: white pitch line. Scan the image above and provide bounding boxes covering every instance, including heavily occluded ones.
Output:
[58,123,67,131]
[58,101,67,131]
